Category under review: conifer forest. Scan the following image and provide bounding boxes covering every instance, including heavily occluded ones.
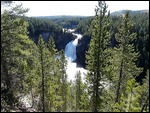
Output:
[1,1,149,112]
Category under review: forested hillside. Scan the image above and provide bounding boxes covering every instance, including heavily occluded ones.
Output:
[1,1,149,112]
[35,15,86,29]
[76,11,149,84]
[23,16,76,50]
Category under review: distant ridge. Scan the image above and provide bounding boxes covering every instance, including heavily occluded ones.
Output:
[110,9,149,16]
[34,15,88,19]
[29,9,149,18]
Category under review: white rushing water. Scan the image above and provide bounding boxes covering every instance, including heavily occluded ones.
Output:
[64,29,87,82]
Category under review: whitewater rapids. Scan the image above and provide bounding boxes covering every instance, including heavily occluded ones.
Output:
[64,29,87,82]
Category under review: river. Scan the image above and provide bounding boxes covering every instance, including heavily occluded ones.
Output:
[64,28,87,82]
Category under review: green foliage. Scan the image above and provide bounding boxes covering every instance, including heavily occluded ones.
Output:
[24,17,62,37]
[46,16,85,29]
[1,1,148,112]
[1,1,37,108]
[37,35,61,112]
[68,81,76,112]
[57,50,69,112]
[111,13,149,83]
[105,12,143,112]
[36,35,70,112]
[85,1,111,112]
[114,79,142,112]
[75,71,90,112]
[139,69,149,112]
[47,36,57,55]
[75,16,94,35]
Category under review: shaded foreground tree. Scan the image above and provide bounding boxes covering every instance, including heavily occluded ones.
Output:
[1,1,35,108]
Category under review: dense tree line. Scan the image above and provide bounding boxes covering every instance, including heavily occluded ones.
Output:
[75,16,94,35]
[23,17,62,37]
[23,16,76,51]
[76,10,149,84]
[85,1,149,112]
[41,16,86,29]
[1,1,149,112]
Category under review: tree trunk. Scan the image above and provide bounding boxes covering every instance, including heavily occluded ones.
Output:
[115,60,123,103]
[128,87,133,111]
[141,96,149,112]
[40,50,45,112]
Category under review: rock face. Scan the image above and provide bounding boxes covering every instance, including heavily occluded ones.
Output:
[41,32,50,42]
[76,34,117,68]
[76,35,91,68]
[31,29,91,69]
[30,30,76,51]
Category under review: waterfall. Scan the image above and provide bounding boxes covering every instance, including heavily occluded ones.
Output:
[64,29,87,82]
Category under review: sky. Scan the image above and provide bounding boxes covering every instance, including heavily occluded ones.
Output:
[14,1,149,17]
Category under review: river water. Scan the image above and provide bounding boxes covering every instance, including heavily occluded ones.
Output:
[64,28,87,82]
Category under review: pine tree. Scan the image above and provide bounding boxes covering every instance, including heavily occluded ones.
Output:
[37,35,60,112]
[75,71,82,112]
[140,69,149,112]
[43,36,65,112]
[75,71,90,112]
[1,1,36,108]
[105,12,143,112]
[85,1,110,112]
[18,39,41,109]
[59,50,68,112]
[114,79,142,112]
[114,12,142,104]
[47,36,57,55]
[68,81,76,112]
[37,35,49,112]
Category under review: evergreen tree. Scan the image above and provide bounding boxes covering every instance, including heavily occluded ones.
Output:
[43,36,66,112]
[114,79,142,112]
[44,36,57,112]
[114,12,142,104]
[85,1,110,112]
[47,36,57,55]
[37,35,61,112]
[68,81,76,112]
[75,71,90,112]
[106,12,143,111]
[59,50,68,112]
[75,71,82,112]
[37,35,49,112]
[37,35,58,112]
[1,1,36,108]
[140,69,149,112]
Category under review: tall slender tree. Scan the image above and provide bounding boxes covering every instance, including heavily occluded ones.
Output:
[75,71,90,112]
[140,69,149,112]
[105,12,143,112]
[114,12,142,104]
[68,81,76,112]
[86,1,110,112]
[75,71,82,112]
[44,36,57,112]
[37,35,49,112]
[59,50,68,112]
